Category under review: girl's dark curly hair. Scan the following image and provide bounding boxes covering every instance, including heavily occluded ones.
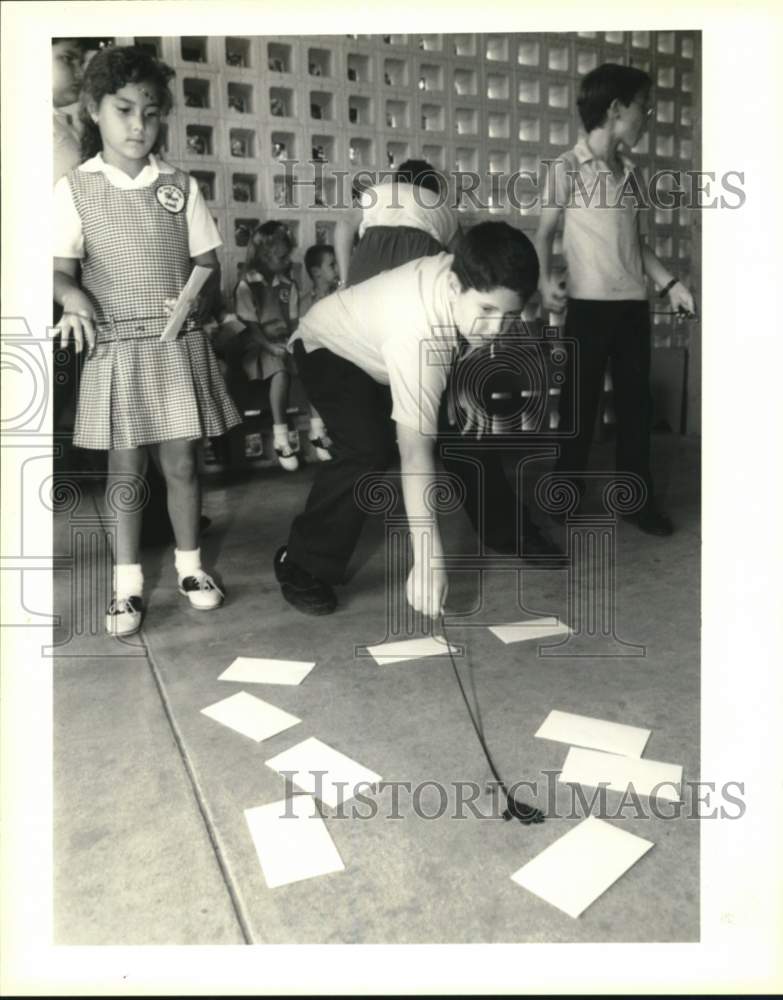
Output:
[78,45,175,162]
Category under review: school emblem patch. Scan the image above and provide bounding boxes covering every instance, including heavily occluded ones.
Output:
[156,184,186,214]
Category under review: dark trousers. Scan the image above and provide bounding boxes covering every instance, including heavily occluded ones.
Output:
[287,342,524,584]
[555,299,653,498]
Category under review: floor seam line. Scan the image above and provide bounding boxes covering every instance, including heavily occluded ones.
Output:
[90,489,257,944]
[140,627,258,944]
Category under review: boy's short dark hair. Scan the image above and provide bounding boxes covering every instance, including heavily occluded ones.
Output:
[577,63,653,132]
[451,222,539,303]
[304,244,335,277]
[396,158,442,195]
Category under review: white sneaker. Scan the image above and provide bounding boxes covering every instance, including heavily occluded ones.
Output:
[275,444,299,471]
[105,595,144,637]
[178,571,225,610]
[309,436,333,462]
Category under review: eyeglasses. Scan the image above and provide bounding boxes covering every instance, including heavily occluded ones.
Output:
[633,99,655,119]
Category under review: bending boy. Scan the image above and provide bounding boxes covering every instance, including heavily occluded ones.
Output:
[274,221,540,617]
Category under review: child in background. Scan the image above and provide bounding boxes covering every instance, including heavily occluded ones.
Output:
[52,37,84,182]
[335,158,458,287]
[535,63,695,536]
[53,45,241,637]
[234,223,332,468]
[333,160,558,557]
[52,38,85,442]
[300,243,340,315]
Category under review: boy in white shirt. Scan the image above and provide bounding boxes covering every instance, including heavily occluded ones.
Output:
[274,221,542,617]
[535,63,695,535]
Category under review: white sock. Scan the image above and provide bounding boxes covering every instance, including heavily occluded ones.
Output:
[175,547,202,582]
[114,563,143,600]
[273,423,292,452]
[309,416,326,440]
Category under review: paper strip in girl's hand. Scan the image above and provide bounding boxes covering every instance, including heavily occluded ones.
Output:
[160,265,213,342]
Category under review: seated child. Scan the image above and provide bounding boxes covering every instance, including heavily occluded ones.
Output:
[234,223,332,468]
[300,243,340,315]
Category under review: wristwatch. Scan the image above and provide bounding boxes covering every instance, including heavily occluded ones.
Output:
[659,277,679,298]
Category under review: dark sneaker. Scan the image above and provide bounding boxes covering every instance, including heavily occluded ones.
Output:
[273,546,337,615]
[624,507,674,536]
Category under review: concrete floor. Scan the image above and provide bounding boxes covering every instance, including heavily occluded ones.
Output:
[54,434,700,944]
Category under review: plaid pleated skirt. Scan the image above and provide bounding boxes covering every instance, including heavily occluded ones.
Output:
[73,325,242,451]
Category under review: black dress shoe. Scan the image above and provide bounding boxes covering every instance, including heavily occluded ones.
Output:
[273,546,337,615]
[625,507,674,537]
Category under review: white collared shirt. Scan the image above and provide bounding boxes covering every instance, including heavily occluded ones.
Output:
[292,252,459,435]
[359,180,457,249]
[544,137,647,301]
[53,153,222,259]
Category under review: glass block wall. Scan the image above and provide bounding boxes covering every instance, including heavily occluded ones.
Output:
[117,31,701,348]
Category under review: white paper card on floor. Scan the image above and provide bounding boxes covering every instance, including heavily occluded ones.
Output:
[535,709,650,758]
[559,746,683,802]
[218,657,316,686]
[510,816,654,918]
[488,618,573,645]
[365,635,459,665]
[265,736,382,808]
[200,691,300,743]
[244,795,345,889]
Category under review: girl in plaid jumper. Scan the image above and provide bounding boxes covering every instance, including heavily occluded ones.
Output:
[53,46,241,637]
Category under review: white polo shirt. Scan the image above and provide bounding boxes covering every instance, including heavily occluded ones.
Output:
[53,153,222,259]
[544,138,647,301]
[359,180,458,249]
[291,253,459,435]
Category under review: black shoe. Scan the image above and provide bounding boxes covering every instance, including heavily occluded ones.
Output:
[273,546,337,615]
[625,507,674,537]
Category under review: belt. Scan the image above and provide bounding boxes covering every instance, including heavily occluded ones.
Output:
[94,315,200,343]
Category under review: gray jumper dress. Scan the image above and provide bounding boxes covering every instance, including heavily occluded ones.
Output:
[69,166,241,450]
